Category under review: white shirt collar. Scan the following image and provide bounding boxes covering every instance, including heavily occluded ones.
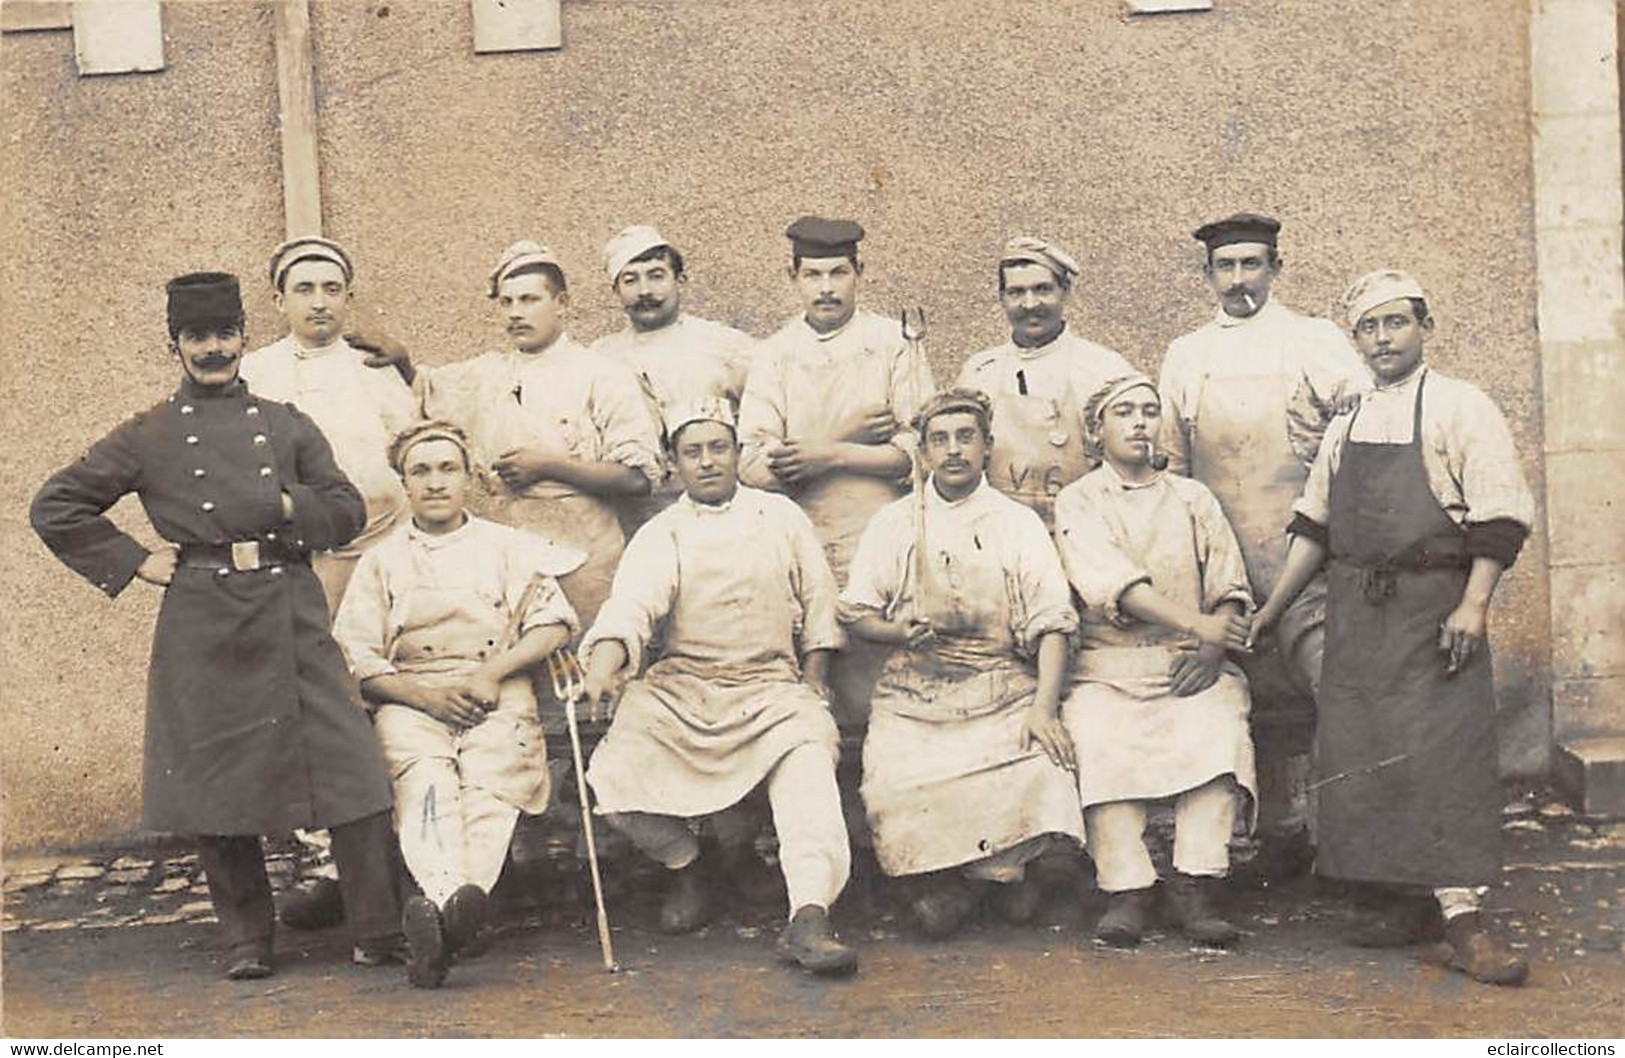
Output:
[290,334,350,359]
[1099,459,1163,492]
[1012,323,1070,360]
[1213,296,1284,330]
[1372,363,1427,393]
[925,474,990,510]
[802,313,856,343]
[405,512,476,548]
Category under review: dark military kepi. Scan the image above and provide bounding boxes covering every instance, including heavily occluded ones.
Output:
[31,271,403,980]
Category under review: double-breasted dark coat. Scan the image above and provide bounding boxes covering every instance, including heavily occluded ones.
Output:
[31,377,393,836]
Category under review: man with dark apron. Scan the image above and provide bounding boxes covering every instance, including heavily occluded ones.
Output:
[1158,213,1367,874]
[1255,270,1534,986]
[31,272,406,982]
[957,237,1133,529]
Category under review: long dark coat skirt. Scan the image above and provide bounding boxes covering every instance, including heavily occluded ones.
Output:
[31,377,393,837]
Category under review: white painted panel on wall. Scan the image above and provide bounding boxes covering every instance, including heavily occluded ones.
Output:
[1126,0,1214,12]
[472,0,561,53]
[72,0,163,74]
[1,1,72,33]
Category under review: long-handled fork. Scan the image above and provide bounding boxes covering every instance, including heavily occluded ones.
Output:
[547,648,619,972]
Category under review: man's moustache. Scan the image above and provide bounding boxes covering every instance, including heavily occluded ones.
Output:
[194,356,234,369]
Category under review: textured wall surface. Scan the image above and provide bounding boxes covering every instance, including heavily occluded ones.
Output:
[1,0,1549,850]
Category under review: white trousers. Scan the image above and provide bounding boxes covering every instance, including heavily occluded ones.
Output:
[394,756,520,907]
[606,743,851,915]
[1085,776,1237,893]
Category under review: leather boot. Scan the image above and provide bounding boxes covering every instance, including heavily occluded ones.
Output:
[1443,912,1528,986]
[401,894,448,989]
[659,859,711,934]
[442,883,489,957]
[910,875,983,939]
[224,940,274,981]
[775,904,859,976]
[1164,873,1241,947]
[277,876,345,931]
[992,875,1045,926]
[1344,892,1445,948]
[1095,887,1154,948]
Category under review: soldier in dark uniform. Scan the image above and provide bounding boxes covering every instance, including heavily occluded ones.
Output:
[31,272,407,982]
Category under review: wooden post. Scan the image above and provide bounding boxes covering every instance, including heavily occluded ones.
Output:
[273,0,322,238]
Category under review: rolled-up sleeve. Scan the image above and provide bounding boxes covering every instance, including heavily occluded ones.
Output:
[509,536,581,641]
[737,346,789,491]
[1009,507,1078,656]
[1053,482,1152,626]
[590,364,663,487]
[579,522,679,675]
[1450,386,1536,532]
[333,549,396,681]
[837,504,906,625]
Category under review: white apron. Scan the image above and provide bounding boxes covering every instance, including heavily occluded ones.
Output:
[861,501,1083,876]
[1063,484,1256,816]
[586,506,840,819]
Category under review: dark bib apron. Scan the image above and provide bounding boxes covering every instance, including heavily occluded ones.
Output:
[1317,373,1500,887]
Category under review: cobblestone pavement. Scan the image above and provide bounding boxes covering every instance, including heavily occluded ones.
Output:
[3,790,1621,1038]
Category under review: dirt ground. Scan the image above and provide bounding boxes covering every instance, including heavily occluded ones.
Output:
[4,799,1622,1039]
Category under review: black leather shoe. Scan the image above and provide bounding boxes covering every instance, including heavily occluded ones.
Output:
[1443,912,1528,986]
[659,859,711,934]
[993,875,1045,926]
[775,904,858,976]
[224,941,273,981]
[910,875,983,939]
[442,884,489,957]
[1164,873,1241,947]
[401,895,448,988]
[278,876,345,931]
[1096,888,1153,948]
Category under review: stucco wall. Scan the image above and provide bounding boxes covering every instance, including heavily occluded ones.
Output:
[1,0,1548,851]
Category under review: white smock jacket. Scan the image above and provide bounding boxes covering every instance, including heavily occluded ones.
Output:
[419,335,662,632]
[1055,464,1257,813]
[957,326,1133,528]
[841,478,1084,877]
[583,486,845,819]
[240,335,419,604]
[737,309,934,581]
[591,313,758,529]
[334,515,582,817]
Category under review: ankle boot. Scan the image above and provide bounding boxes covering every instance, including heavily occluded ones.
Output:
[775,904,858,976]
[1164,873,1241,947]
[659,858,711,934]
[1443,912,1528,986]
[1095,887,1154,948]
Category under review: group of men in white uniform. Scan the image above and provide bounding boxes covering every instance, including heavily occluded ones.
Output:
[160,210,1530,990]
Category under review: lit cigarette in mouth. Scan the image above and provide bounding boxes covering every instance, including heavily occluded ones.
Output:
[1241,292,1258,313]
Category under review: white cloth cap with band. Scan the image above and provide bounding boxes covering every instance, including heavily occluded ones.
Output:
[488,239,561,298]
[602,225,669,283]
[665,395,736,440]
[1084,374,1158,430]
[1342,269,1428,329]
[1000,235,1080,282]
[269,237,354,289]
